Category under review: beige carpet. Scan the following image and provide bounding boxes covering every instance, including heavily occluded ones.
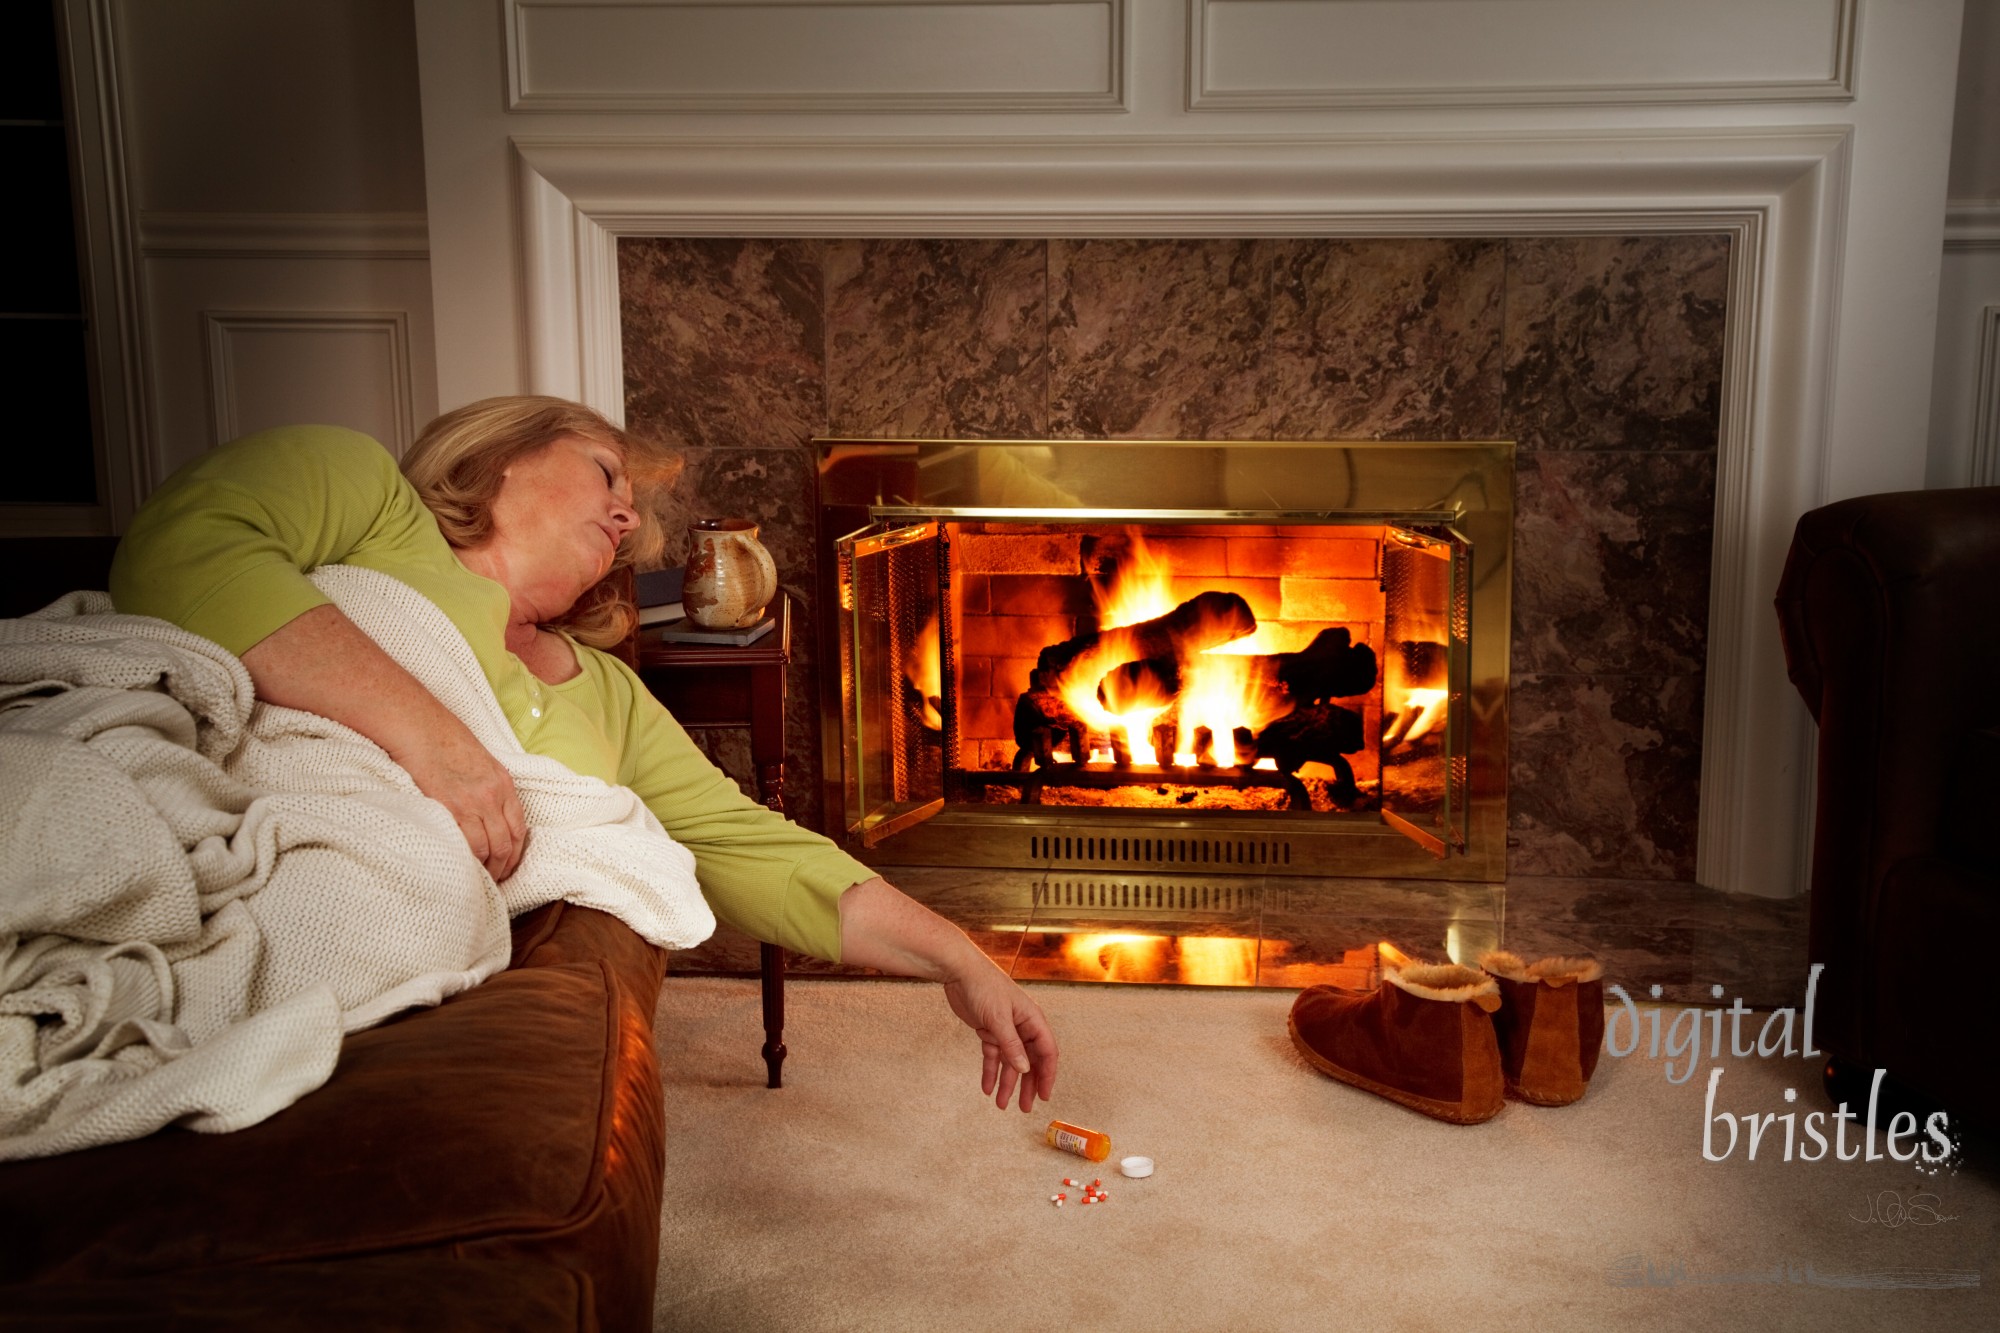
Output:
[653,977,1997,1332]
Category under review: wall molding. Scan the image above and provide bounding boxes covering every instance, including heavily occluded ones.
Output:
[140,212,431,260]
[504,0,1129,114]
[508,128,1852,899]
[1187,0,1858,111]
[1945,199,2000,252]
[202,309,416,453]
[1975,305,2000,488]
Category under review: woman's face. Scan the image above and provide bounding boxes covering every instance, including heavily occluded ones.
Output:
[478,434,639,618]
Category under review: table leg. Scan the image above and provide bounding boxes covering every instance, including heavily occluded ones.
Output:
[759,942,787,1089]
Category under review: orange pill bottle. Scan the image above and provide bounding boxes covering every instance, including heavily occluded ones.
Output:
[1045,1120,1111,1162]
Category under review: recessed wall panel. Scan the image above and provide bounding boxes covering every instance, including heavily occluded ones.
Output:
[508,0,1126,112]
[1190,0,1856,109]
[203,313,415,457]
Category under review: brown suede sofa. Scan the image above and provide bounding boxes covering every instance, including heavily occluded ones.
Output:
[1774,486,2000,1128]
[0,903,668,1332]
[0,539,671,1332]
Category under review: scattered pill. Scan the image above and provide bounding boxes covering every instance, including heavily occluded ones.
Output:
[1081,1196,1094,1205]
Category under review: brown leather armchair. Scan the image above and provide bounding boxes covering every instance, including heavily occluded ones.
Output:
[1775,486,2000,1127]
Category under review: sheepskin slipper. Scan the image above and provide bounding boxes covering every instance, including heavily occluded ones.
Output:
[1479,951,1606,1107]
[1287,963,1505,1125]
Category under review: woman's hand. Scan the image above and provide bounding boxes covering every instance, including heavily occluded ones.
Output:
[390,727,528,882]
[241,603,528,881]
[942,960,1060,1113]
[837,876,1060,1111]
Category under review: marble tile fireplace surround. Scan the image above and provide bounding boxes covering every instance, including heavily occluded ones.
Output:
[618,233,1730,889]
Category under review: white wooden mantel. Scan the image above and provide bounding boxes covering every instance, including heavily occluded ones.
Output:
[415,0,1969,899]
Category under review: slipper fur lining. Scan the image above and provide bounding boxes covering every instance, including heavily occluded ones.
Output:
[1385,962,1500,1004]
[1478,950,1604,985]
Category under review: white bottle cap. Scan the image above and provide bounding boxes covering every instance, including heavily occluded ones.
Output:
[1118,1155,1154,1178]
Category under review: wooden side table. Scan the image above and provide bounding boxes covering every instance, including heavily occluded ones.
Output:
[635,594,791,1089]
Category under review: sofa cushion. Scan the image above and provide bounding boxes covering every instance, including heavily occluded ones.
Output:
[0,1256,597,1332]
[2,959,630,1282]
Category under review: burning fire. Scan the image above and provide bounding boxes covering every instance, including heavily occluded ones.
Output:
[1056,533,1293,766]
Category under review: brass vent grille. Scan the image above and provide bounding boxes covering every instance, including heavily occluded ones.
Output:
[1035,878,1258,914]
[1029,834,1292,869]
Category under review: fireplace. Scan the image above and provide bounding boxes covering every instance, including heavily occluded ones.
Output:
[818,438,1511,880]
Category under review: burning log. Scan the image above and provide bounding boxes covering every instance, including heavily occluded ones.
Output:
[1252,703,1366,807]
[1096,657,1181,713]
[1095,626,1377,716]
[1275,628,1378,704]
[1011,670,1090,771]
[1037,591,1256,686]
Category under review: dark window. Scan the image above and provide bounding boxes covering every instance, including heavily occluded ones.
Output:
[0,2,99,506]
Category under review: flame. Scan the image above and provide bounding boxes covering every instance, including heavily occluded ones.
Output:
[1055,533,1180,763]
[1053,530,1288,767]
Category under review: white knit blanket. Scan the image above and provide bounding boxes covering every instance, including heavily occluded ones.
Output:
[0,566,714,1161]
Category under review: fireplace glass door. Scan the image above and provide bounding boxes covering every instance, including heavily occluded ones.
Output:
[819,438,1510,881]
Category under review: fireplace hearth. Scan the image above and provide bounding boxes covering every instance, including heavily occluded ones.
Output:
[817,439,1512,880]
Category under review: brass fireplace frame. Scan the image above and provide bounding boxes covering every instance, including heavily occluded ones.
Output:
[816,439,1513,881]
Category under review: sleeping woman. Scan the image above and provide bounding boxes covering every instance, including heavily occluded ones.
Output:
[110,394,1058,1113]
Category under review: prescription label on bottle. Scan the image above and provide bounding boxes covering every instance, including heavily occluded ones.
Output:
[1052,1128,1087,1155]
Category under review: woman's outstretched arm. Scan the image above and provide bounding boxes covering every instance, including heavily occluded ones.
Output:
[837,876,1059,1112]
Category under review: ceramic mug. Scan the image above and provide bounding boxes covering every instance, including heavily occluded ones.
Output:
[684,518,778,629]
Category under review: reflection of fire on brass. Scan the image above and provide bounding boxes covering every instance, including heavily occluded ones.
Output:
[1060,932,1257,986]
[1382,639,1448,751]
[1386,686,1448,749]
[906,614,942,730]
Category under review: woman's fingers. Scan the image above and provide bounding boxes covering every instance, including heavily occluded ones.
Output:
[399,733,528,882]
[990,1048,1021,1112]
[951,975,1059,1113]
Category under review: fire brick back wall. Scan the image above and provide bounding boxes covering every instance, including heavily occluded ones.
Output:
[618,235,1727,880]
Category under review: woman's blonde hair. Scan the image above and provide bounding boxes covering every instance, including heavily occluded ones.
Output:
[402,395,681,649]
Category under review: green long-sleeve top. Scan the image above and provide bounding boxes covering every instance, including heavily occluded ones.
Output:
[109,425,871,962]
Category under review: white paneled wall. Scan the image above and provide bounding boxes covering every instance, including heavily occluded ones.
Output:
[1929,0,2000,486]
[45,0,437,530]
[138,214,436,481]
